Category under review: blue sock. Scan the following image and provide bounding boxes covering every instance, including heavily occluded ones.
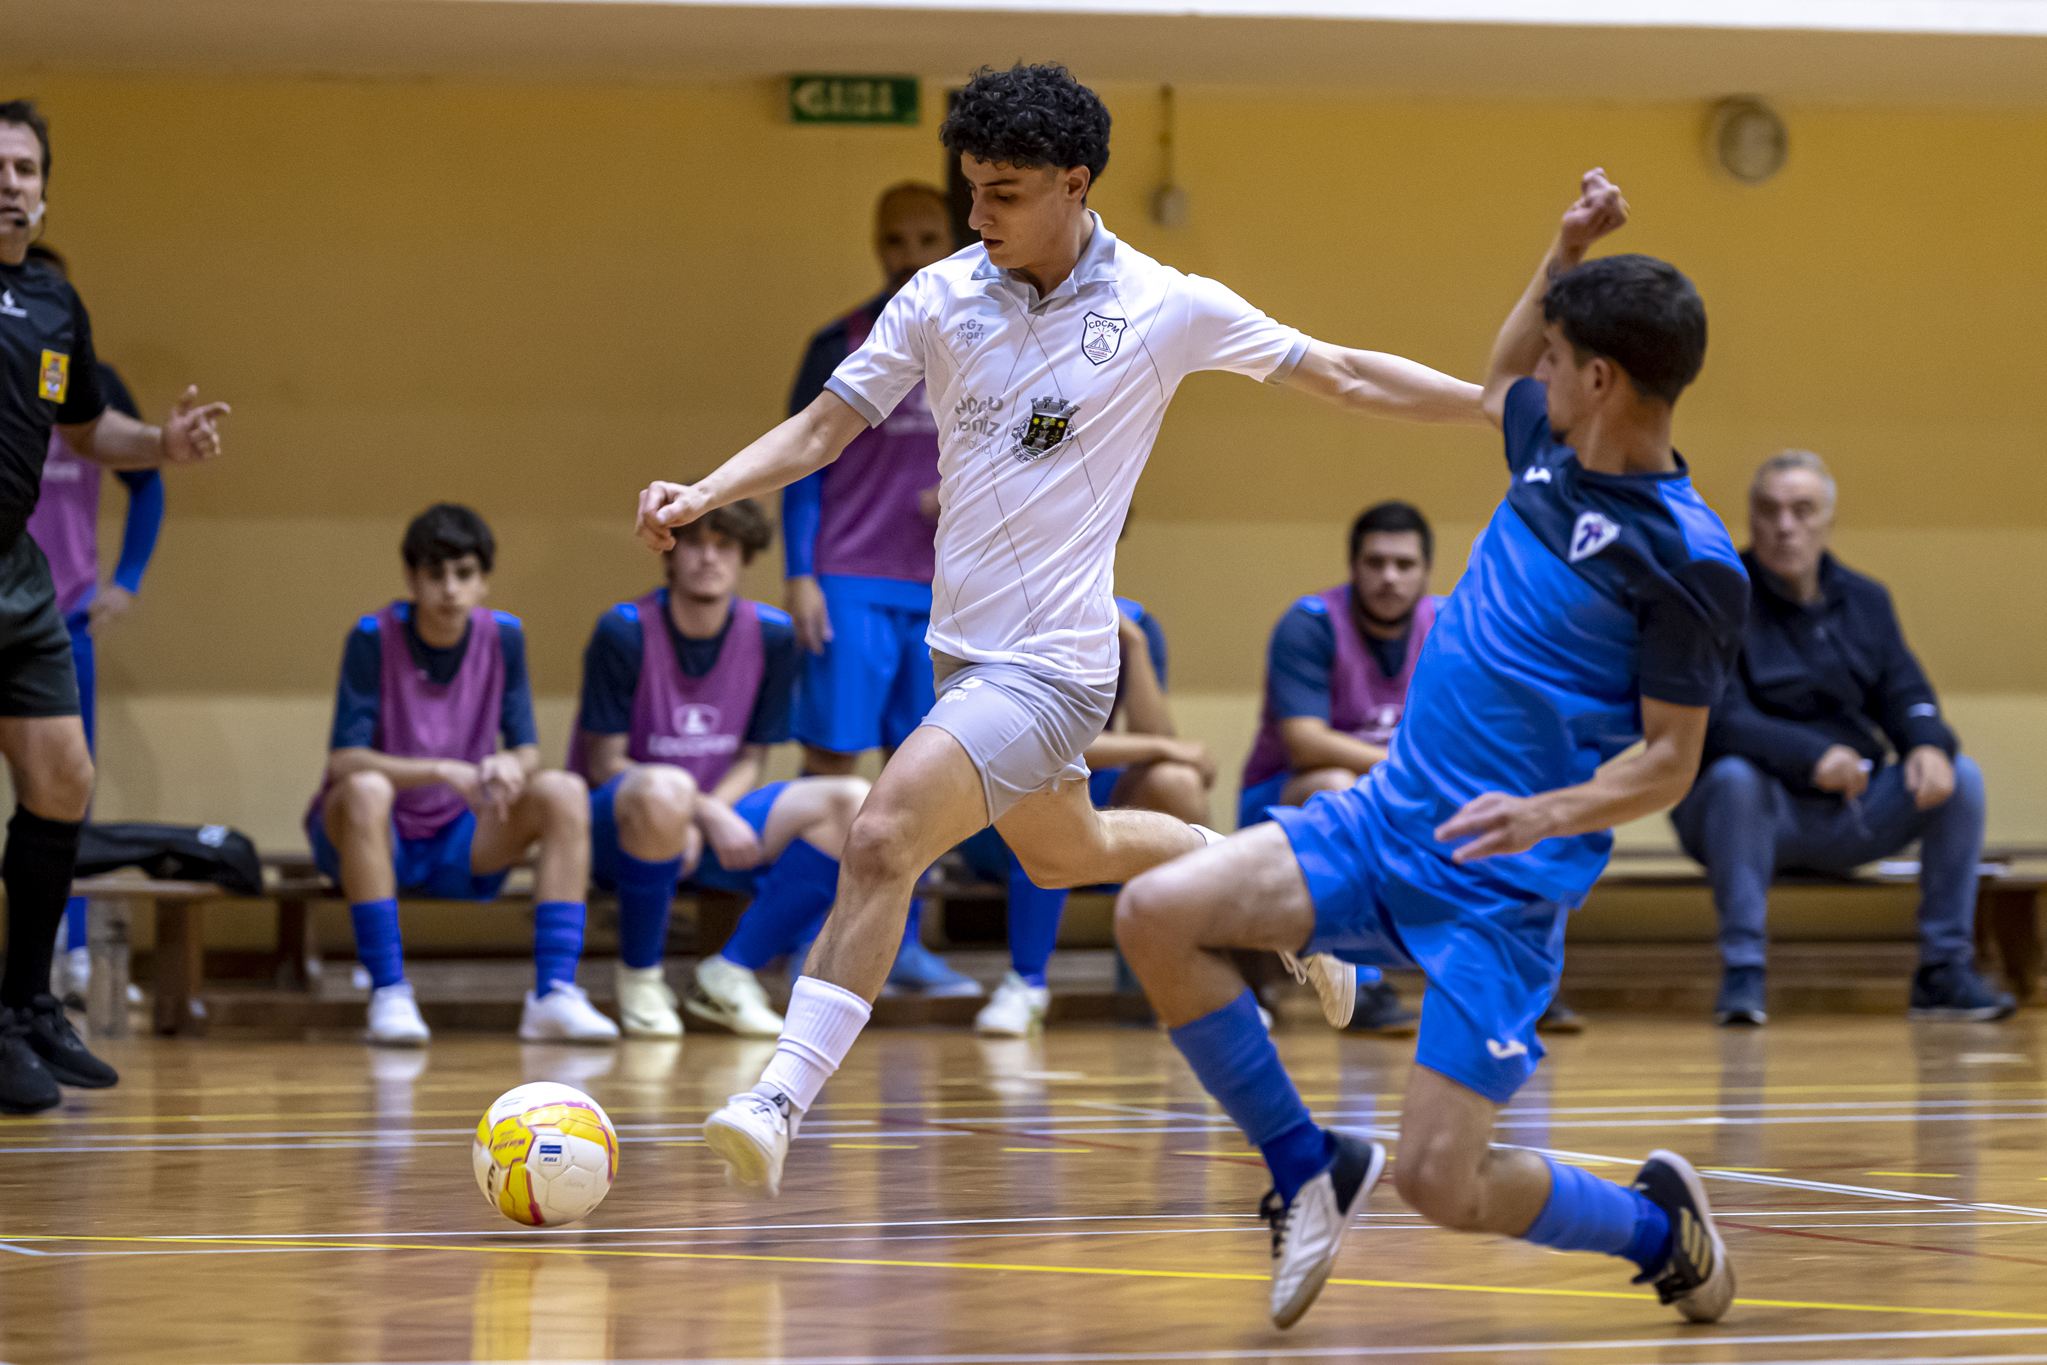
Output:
[1356,964,1383,985]
[63,896,88,951]
[1169,990,1334,1202]
[350,899,405,989]
[722,839,840,970]
[614,852,684,970]
[533,901,586,994]
[1523,1158,1672,1274]
[1006,851,1066,989]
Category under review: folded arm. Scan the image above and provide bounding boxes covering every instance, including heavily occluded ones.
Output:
[1280,715,1387,776]
[637,391,868,551]
[1277,341,1482,424]
[1434,698,1708,863]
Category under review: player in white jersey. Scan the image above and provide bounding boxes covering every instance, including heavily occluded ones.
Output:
[636,64,1482,1195]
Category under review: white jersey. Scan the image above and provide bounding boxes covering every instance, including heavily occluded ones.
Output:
[826,212,1306,686]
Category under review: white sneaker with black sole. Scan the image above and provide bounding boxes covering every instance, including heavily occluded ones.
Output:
[615,963,684,1038]
[1280,952,1357,1029]
[1264,1131,1385,1329]
[703,1088,796,1196]
[1630,1148,1735,1322]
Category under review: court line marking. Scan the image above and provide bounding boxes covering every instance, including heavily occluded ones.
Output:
[1868,1171,1961,1178]
[22,1234,2047,1320]
[0,1241,50,1256]
[246,1329,2047,1365]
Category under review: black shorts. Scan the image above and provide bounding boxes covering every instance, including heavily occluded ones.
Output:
[0,532,80,720]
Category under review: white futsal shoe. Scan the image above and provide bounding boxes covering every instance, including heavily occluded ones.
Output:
[614,963,684,1038]
[518,982,621,1044]
[1264,1132,1385,1329]
[1280,952,1357,1029]
[687,956,786,1038]
[704,1089,796,1196]
[975,972,1051,1037]
[365,982,431,1047]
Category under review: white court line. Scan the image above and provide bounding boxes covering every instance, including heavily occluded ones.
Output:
[0,1241,50,1256]
[0,1213,1274,1243]
[247,1329,2047,1365]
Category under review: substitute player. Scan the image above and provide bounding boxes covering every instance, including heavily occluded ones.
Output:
[311,504,616,1047]
[0,101,226,1117]
[636,64,1481,1192]
[1115,170,1748,1329]
[571,498,869,1039]
[24,243,166,1004]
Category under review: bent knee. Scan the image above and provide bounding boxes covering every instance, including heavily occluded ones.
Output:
[1113,870,1185,951]
[1392,1156,1486,1232]
[1699,754,1769,800]
[841,808,926,885]
[530,768,589,817]
[1012,843,1093,890]
[329,770,395,824]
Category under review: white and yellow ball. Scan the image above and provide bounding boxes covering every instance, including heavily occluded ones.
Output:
[472,1082,619,1226]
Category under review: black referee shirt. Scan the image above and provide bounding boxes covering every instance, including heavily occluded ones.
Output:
[0,255,106,544]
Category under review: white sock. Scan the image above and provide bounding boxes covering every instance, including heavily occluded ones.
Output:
[754,976,872,1114]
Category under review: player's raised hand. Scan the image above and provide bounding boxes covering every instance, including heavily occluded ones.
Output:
[1435,791,1553,864]
[163,385,230,464]
[636,480,707,553]
[1559,168,1629,258]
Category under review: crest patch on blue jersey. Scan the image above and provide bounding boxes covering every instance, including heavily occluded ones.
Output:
[1568,511,1621,563]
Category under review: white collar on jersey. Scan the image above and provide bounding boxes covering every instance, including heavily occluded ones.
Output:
[971,210,1120,304]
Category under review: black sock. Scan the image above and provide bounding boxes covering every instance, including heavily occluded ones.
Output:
[1,806,84,1008]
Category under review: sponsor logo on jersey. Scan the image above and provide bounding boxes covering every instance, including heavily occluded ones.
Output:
[1568,510,1621,563]
[1011,396,1080,463]
[1081,312,1127,365]
[1485,1038,1530,1059]
[952,394,1005,442]
[952,318,987,349]
[645,703,737,759]
[38,349,68,403]
[1523,465,1553,484]
[0,289,27,318]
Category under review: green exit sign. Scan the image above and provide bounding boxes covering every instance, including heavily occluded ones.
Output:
[788,75,920,126]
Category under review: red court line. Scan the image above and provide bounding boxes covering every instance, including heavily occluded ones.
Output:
[1731,1222,2047,1269]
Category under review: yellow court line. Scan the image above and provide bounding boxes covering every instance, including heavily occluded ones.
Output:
[1866,1171,1961,1179]
[19,1235,2047,1322]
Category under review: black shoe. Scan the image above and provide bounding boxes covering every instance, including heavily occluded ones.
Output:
[1714,966,1768,1027]
[22,995,119,1088]
[1630,1149,1735,1322]
[1536,1001,1587,1035]
[1347,980,1418,1037]
[1262,1131,1386,1329]
[0,1009,61,1115]
[1908,962,2016,1021]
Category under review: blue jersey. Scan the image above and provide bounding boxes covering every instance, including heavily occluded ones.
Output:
[1372,378,1748,905]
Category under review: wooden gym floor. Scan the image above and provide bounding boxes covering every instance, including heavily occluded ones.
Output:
[2,1009,2044,1365]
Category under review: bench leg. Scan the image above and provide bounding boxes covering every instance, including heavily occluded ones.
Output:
[275,896,320,990]
[152,897,209,1037]
[84,896,132,1041]
[1977,887,2041,1006]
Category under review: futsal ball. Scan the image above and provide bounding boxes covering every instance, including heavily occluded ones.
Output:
[472,1081,619,1227]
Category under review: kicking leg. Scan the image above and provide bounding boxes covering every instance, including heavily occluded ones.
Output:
[1397,1063,1733,1322]
[1116,825,1384,1328]
[704,727,988,1194]
[998,775,1207,894]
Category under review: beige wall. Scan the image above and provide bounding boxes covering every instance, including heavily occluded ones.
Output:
[3,71,2042,851]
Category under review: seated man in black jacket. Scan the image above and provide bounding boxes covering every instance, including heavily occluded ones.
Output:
[1671,450,2012,1026]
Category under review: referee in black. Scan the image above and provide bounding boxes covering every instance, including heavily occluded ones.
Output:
[0,100,228,1115]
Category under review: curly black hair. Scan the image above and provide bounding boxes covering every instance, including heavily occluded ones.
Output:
[939,64,1110,183]
[1542,254,1706,405]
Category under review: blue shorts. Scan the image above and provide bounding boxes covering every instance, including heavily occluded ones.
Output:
[1236,771,1289,831]
[793,584,934,755]
[590,774,786,895]
[308,806,512,902]
[1272,781,1568,1103]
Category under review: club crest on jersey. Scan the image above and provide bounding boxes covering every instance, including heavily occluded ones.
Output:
[1080,312,1127,365]
[1011,396,1080,464]
[1568,510,1621,563]
[37,350,68,403]
[674,703,720,736]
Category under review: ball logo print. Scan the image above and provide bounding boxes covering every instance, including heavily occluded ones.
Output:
[1080,312,1127,365]
[472,1081,619,1227]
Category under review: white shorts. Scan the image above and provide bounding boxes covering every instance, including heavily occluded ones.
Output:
[922,652,1116,822]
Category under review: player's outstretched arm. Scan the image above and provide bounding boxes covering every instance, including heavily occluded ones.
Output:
[636,390,868,552]
[1481,169,1629,429]
[1279,341,1482,424]
[1433,698,1708,863]
[60,385,230,469]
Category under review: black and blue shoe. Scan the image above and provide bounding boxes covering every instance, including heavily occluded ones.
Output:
[1908,962,2015,1021]
[1630,1149,1735,1322]
[1715,967,1768,1027]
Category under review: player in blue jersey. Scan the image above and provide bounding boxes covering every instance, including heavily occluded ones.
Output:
[1116,170,1749,1330]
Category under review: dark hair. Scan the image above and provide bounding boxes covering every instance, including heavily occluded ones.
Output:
[0,99,52,179]
[24,242,65,274]
[1541,254,1706,405]
[1349,501,1433,565]
[402,503,496,573]
[673,497,773,563]
[939,64,1110,184]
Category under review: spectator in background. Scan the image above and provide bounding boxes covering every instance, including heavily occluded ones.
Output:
[782,180,976,999]
[1671,451,2013,1026]
[23,243,165,1006]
